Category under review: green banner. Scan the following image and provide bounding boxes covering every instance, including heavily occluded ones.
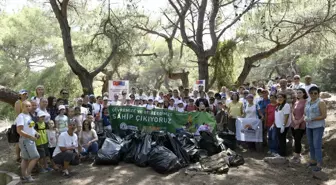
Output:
[108,106,217,133]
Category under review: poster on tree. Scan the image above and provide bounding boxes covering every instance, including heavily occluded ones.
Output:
[108,80,129,100]
[193,79,206,91]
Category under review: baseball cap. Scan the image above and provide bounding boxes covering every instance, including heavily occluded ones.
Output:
[103,96,109,101]
[58,105,66,111]
[19,89,28,95]
[177,100,184,105]
[37,111,47,117]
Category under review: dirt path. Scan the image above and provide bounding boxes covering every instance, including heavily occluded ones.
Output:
[0,96,335,185]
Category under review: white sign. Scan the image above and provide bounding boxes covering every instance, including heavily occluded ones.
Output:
[193,79,206,91]
[108,80,129,100]
[235,118,262,142]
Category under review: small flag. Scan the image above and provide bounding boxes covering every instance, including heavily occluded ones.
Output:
[196,80,204,85]
[113,81,125,86]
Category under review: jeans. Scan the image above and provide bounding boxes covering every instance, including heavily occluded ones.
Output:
[267,126,278,153]
[277,127,289,157]
[306,127,324,164]
[291,128,305,154]
[81,142,99,156]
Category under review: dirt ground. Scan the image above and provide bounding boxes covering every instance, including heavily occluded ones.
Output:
[0,96,335,185]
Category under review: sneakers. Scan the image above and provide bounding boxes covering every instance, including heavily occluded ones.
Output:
[40,168,48,173]
[62,169,70,177]
[312,166,322,172]
[21,176,35,183]
[45,167,54,172]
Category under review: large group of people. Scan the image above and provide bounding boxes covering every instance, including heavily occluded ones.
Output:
[14,74,327,182]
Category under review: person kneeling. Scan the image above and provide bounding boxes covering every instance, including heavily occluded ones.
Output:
[52,121,81,176]
[79,119,98,160]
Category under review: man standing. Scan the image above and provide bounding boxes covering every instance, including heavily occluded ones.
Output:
[291,75,305,90]
[59,89,69,107]
[220,86,227,99]
[304,75,317,99]
[258,89,270,145]
[82,95,93,116]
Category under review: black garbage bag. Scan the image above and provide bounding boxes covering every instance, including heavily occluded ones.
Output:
[199,131,221,156]
[188,149,208,163]
[148,146,182,174]
[134,134,152,167]
[217,130,236,150]
[228,154,245,167]
[164,134,190,166]
[95,135,122,165]
[176,132,198,152]
[121,132,141,163]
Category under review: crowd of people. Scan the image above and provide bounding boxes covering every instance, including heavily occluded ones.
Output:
[13,74,327,182]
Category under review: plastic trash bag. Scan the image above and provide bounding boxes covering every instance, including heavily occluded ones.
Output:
[228,154,245,167]
[217,130,236,150]
[148,146,182,174]
[134,134,152,167]
[199,131,221,156]
[95,135,122,165]
[164,134,190,166]
[121,132,141,163]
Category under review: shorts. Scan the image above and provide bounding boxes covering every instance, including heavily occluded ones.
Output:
[49,147,56,159]
[53,151,76,165]
[19,137,40,160]
[36,143,50,158]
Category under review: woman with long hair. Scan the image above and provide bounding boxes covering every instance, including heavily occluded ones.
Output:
[15,89,29,116]
[79,119,98,159]
[227,92,243,133]
[304,86,327,172]
[274,93,291,156]
[291,88,308,163]
[46,96,57,122]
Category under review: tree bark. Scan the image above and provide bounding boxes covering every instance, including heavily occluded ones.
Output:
[78,74,94,95]
[198,57,209,91]
[0,86,18,106]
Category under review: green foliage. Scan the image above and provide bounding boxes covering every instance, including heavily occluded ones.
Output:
[210,40,236,90]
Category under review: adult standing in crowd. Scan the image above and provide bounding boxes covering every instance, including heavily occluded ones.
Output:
[274,93,291,157]
[304,75,317,99]
[16,101,40,182]
[47,96,57,122]
[37,98,51,124]
[59,89,69,107]
[52,121,80,176]
[291,88,308,163]
[31,85,45,107]
[291,75,305,90]
[227,92,243,133]
[305,86,327,172]
[15,89,29,116]
[82,94,93,116]
[258,89,270,145]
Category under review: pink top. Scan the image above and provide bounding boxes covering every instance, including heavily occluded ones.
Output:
[291,99,306,129]
[265,104,277,127]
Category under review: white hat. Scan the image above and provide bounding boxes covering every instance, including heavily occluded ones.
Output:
[37,111,46,117]
[177,100,184,105]
[158,99,164,103]
[103,96,109,101]
[148,96,154,101]
[58,105,66,110]
[135,97,140,101]
[126,97,131,100]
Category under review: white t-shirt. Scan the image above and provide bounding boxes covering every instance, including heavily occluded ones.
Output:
[53,132,78,157]
[145,104,155,110]
[93,103,102,116]
[36,108,51,123]
[80,107,89,120]
[244,104,259,119]
[46,129,57,148]
[55,114,68,133]
[274,103,291,128]
[168,106,175,111]
[292,82,305,90]
[15,113,36,137]
[176,107,185,113]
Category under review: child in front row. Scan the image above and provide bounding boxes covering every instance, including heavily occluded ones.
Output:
[46,120,59,170]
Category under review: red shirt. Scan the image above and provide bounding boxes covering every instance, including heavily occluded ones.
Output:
[266,104,277,127]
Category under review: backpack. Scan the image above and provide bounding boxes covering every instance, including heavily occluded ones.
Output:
[6,124,20,143]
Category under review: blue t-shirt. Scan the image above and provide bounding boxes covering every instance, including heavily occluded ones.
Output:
[258,99,270,116]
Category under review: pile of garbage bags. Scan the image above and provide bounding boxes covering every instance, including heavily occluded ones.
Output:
[94,129,243,174]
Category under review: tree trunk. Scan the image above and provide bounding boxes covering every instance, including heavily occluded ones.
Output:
[198,57,209,91]
[78,74,94,95]
[235,59,253,87]
[0,86,18,106]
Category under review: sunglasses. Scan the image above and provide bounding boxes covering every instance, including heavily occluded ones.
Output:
[309,92,318,95]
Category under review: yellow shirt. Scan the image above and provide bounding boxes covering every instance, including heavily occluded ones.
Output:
[35,122,48,146]
[228,101,243,118]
